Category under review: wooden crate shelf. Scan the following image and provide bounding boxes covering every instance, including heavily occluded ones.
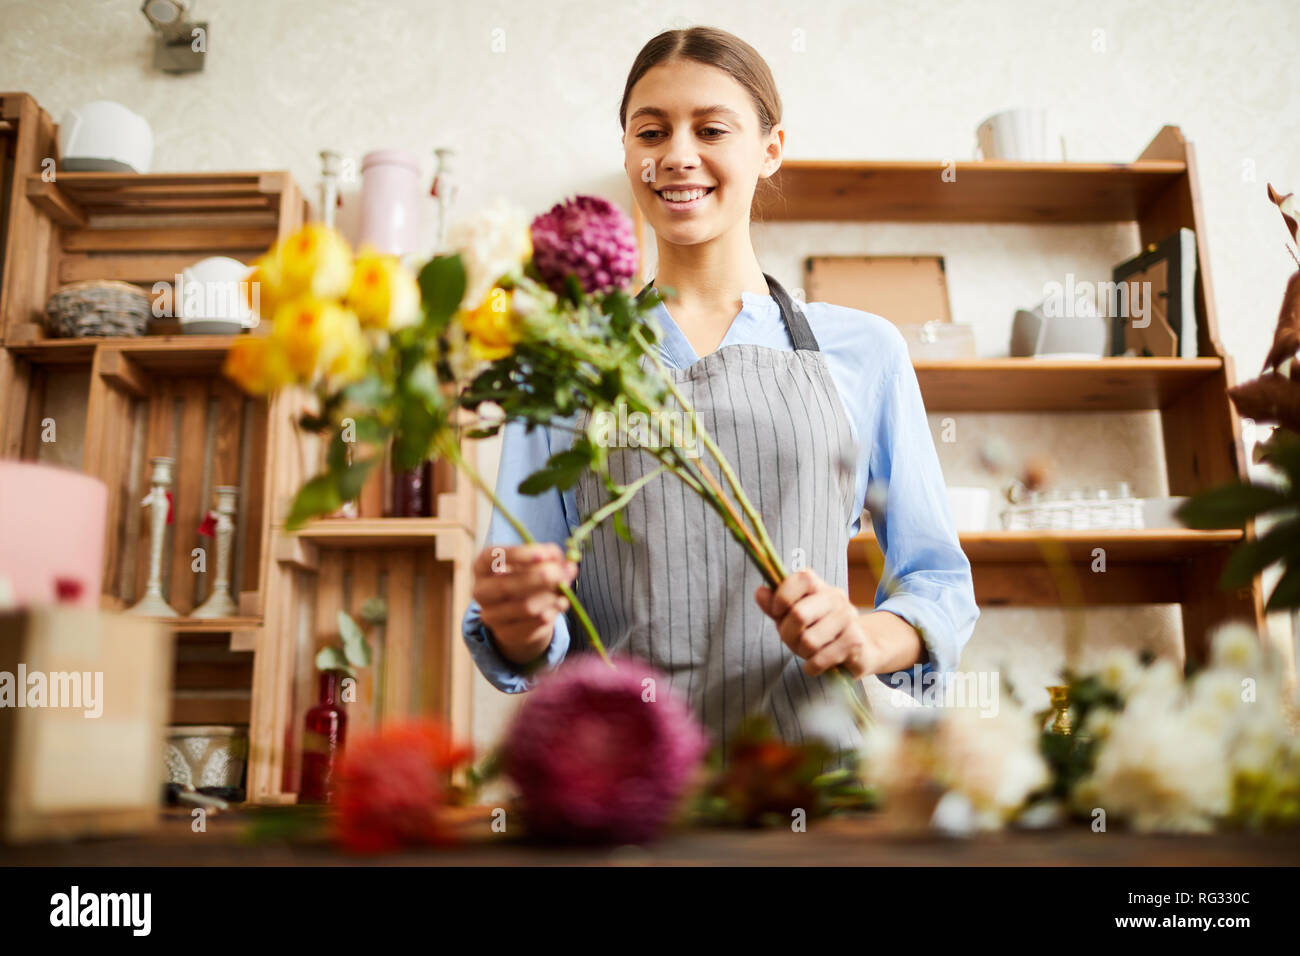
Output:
[0,94,495,806]
[254,524,475,801]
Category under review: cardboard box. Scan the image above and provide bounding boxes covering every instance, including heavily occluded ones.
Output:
[0,607,173,843]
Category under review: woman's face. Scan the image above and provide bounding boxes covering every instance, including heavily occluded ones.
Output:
[623,58,782,248]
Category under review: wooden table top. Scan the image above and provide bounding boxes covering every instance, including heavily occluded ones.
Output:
[4,806,1300,866]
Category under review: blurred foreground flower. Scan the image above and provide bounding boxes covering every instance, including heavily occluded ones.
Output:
[1068,623,1300,833]
[692,714,875,828]
[501,654,709,845]
[334,720,474,854]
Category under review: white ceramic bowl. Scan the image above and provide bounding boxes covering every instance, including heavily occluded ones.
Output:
[946,486,991,531]
[177,256,255,332]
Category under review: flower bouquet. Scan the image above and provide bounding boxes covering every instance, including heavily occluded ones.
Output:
[224,194,871,727]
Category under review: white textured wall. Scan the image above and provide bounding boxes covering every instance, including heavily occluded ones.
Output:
[3,0,1298,748]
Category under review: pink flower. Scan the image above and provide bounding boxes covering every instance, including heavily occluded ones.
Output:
[529,195,640,297]
[502,654,709,844]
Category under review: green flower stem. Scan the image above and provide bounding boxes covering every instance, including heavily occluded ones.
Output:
[632,329,787,579]
[439,437,611,667]
[566,463,668,561]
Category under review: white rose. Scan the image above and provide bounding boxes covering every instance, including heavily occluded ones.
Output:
[445,198,532,314]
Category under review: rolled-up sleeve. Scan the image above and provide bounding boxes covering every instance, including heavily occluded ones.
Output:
[461,418,575,693]
[866,341,980,687]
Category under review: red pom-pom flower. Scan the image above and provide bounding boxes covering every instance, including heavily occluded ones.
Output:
[333,720,473,854]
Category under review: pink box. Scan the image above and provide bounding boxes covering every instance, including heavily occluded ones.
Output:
[0,461,106,609]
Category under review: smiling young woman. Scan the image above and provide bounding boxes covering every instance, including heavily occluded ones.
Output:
[462,26,980,766]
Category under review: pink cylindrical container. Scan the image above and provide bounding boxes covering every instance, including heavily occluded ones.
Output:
[358,149,421,256]
[0,461,107,609]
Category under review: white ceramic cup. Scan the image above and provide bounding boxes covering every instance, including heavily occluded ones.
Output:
[58,100,154,173]
[946,486,991,531]
[974,108,1065,162]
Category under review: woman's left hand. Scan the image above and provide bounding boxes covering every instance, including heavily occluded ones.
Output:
[755,568,881,679]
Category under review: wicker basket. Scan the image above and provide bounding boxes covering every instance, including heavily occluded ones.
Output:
[44,279,151,338]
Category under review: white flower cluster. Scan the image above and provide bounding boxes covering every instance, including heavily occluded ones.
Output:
[1076,623,1300,833]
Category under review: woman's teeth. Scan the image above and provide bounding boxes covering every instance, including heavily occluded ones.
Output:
[659,187,713,203]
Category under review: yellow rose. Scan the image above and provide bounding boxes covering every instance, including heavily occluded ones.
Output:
[270,297,358,382]
[460,286,522,362]
[325,309,370,386]
[247,225,354,324]
[222,334,292,395]
[345,248,420,331]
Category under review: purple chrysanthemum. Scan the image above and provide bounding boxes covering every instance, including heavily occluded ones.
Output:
[501,653,710,845]
[529,195,640,297]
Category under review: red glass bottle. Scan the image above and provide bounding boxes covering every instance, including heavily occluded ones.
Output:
[299,671,347,803]
[390,459,434,516]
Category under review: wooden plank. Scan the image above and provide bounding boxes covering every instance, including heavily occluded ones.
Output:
[420,548,451,722]
[97,348,149,398]
[61,227,278,254]
[239,397,268,603]
[24,178,87,229]
[849,560,1185,608]
[349,553,379,734]
[170,696,252,725]
[58,253,208,284]
[750,159,1187,225]
[383,552,414,719]
[210,379,245,595]
[1,96,58,342]
[168,379,209,614]
[912,358,1222,412]
[0,348,27,455]
[848,528,1244,564]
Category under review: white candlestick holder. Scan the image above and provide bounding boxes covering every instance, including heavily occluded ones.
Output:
[129,455,179,618]
[191,485,239,619]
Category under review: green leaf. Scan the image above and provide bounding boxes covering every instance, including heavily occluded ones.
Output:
[1175,482,1290,529]
[359,597,388,625]
[326,431,350,471]
[1219,515,1300,588]
[517,440,594,495]
[337,456,379,502]
[286,474,341,531]
[342,376,390,409]
[1265,561,1300,612]
[418,254,467,333]
[613,507,633,544]
[314,646,352,676]
[338,610,373,668]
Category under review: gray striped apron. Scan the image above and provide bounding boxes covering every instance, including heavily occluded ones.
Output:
[569,274,867,769]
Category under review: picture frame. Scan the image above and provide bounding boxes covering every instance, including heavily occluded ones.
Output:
[1110,228,1199,359]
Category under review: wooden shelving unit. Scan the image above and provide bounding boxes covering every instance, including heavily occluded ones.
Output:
[0,92,479,804]
[633,125,1265,665]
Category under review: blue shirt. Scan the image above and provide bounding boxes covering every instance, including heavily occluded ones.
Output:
[461,291,980,694]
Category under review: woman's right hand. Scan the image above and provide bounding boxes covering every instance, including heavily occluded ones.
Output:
[471,543,578,667]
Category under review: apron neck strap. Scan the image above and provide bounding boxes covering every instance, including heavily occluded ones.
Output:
[635,273,822,352]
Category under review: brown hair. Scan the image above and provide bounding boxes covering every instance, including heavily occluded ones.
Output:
[620,27,784,211]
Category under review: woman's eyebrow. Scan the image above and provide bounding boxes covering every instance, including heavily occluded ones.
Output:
[629,105,742,122]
